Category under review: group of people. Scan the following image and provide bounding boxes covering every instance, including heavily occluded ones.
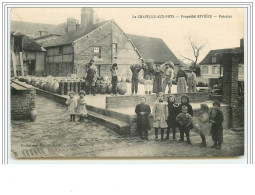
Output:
[135,93,224,150]
[85,59,197,96]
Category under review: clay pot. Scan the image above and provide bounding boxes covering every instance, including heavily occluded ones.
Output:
[35,80,40,88]
[26,77,31,84]
[52,80,59,94]
[117,82,127,95]
[126,76,131,83]
[102,76,109,82]
[106,84,112,94]
[121,76,126,82]
[42,83,46,90]
[30,108,37,122]
[100,83,107,94]
[31,79,36,86]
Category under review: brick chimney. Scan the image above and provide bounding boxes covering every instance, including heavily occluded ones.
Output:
[81,8,94,29]
[67,17,77,32]
[240,38,244,50]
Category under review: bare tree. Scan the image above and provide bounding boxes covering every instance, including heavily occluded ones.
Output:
[181,35,207,66]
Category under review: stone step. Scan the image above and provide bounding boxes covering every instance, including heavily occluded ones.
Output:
[87,110,130,135]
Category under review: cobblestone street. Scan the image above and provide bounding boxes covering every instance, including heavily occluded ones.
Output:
[11,96,244,159]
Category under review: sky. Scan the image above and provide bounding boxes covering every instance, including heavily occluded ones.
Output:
[11,7,244,64]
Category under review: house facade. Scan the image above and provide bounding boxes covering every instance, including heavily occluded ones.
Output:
[200,39,244,81]
[11,31,46,77]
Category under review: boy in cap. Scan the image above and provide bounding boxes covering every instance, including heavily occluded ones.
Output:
[176,105,193,144]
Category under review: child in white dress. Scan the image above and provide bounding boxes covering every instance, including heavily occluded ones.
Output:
[66,91,77,122]
[77,90,87,122]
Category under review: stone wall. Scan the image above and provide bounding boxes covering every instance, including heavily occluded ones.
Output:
[11,84,36,120]
[106,93,210,109]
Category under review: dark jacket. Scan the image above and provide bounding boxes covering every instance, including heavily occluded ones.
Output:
[135,103,151,130]
[167,96,179,128]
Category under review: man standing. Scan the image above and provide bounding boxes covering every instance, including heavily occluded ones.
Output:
[130,64,142,95]
[85,59,97,96]
[162,61,174,94]
[187,69,197,93]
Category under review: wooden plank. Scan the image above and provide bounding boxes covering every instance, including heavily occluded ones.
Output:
[19,52,24,77]
[11,51,17,77]
[11,82,27,90]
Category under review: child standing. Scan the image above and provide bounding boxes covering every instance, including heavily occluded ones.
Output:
[144,75,152,95]
[176,105,193,144]
[77,90,87,122]
[210,101,224,150]
[178,94,193,117]
[193,104,210,147]
[66,91,77,122]
[153,92,168,141]
[135,97,151,140]
[166,95,179,141]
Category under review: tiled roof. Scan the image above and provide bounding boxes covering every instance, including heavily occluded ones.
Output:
[11,31,44,51]
[42,20,111,47]
[11,20,56,37]
[200,47,242,64]
[127,34,181,64]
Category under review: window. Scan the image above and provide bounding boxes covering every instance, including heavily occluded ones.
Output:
[112,43,118,55]
[212,66,218,74]
[212,54,217,63]
[93,46,101,58]
[202,66,208,74]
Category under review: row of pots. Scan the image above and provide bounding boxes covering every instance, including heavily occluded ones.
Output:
[18,76,128,95]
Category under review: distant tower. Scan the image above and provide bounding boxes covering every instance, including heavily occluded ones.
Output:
[81,8,94,28]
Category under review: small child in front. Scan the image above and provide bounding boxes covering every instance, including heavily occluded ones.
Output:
[210,100,224,150]
[144,75,152,95]
[153,92,168,141]
[193,104,210,147]
[135,96,151,140]
[77,90,87,122]
[66,91,77,122]
[176,105,193,144]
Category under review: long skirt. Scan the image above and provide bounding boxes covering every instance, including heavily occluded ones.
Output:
[153,76,162,94]
[177,77,187,94]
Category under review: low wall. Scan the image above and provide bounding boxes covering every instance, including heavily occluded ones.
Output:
[11,80,36,120]
[106,92,210,109]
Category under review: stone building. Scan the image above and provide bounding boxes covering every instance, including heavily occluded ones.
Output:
[38,8,181,78]
[200,38,244,81]
[11,31,46,77]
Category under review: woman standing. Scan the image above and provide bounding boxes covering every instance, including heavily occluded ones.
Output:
[153,64,163,94]
[176,65,188,94]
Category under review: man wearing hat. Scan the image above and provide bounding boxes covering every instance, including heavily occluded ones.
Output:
[162,61,174,94]
[85,59,97,96]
